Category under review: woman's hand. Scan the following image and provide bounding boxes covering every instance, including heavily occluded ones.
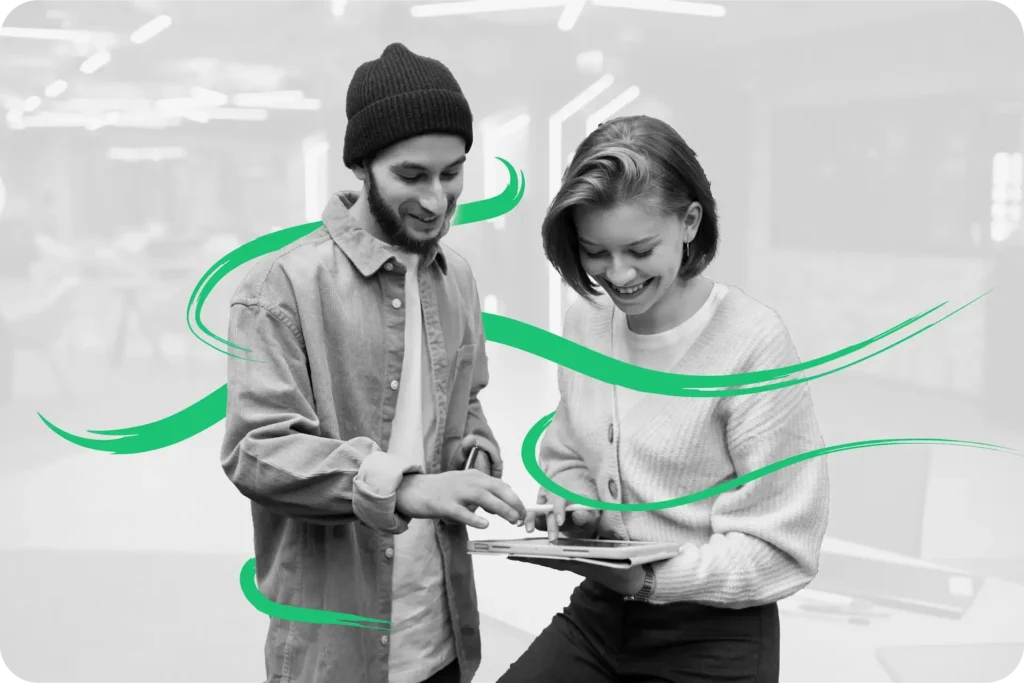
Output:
[524,495,601,542]
[510,557,646,596]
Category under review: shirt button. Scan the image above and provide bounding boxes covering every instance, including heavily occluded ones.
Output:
[385,548,394,559]
[384,262,394,271]
[390,380,399,390]
[381,635,389,646]
[392,298,401,309]
[608,480,619,499]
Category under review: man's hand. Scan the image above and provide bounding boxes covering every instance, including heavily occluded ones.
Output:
[509,557,646,596]
[524,494,601,542]
[396,469,526,529]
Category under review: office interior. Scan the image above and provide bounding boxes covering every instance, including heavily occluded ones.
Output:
[1,1,1023,681]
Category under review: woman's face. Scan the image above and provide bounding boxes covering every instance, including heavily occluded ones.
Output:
[573,199,701,317]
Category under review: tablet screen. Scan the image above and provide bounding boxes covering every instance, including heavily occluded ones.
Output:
[518,538,641,548]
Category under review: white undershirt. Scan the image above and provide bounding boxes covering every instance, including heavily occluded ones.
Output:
[387,252,456,683]
[611,282,729,421]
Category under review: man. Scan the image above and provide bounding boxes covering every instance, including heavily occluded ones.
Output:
[221,43,527,683]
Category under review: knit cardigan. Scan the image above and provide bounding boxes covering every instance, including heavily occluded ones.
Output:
[538,286,831,607]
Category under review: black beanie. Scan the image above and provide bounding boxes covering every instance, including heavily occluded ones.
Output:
[343,43,474,168]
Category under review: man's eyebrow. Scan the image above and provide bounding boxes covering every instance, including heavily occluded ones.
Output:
[392,155,467,172]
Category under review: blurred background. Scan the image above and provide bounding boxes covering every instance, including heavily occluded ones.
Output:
[1,0,1023,681]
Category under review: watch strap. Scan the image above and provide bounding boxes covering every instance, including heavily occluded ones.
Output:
[624,563,655,602]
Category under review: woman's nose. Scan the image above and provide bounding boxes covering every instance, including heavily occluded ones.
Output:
[606,263,637,286]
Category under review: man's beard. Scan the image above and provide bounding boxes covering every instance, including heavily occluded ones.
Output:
[367,172,454,255]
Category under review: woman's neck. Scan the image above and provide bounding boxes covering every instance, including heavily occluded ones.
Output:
[626,275,714,335]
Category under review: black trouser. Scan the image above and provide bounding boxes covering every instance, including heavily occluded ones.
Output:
[497,579,780,683]
[422,658,460,683]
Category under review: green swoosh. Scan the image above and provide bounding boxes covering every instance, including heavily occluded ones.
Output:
[36,385,228,455]
[521,409,1019,511]
[239,558,390,630]
[187,157,526,359]
[32,153,1017,629]
[35,287,985,454]
[482,294,988,394]
[38,159,528,452]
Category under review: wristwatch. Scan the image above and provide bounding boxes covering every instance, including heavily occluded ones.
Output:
[623,564,655,602]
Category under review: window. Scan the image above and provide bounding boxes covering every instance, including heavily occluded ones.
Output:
[990,152,1022,244]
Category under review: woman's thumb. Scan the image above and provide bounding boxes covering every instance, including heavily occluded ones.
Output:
[572,510,594,526]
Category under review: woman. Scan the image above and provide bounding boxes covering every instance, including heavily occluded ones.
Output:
[498,115,830,683]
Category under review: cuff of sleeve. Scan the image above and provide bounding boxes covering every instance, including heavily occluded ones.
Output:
[647,550,699,604]
[353,451,424,534]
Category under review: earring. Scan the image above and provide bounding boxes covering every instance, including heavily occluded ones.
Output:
[684,241,691,263]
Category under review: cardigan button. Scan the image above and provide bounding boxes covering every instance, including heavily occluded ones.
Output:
[608,480,619,499]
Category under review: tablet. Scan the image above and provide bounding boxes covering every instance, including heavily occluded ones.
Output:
[468,537,682,568]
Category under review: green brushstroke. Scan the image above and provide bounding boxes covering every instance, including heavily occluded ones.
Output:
[36,385,228,455]
[30,152,1018,630]
[521,409,1018,511]
[35,289,986,454]
[187,157,526,358]
[239,558,390,630]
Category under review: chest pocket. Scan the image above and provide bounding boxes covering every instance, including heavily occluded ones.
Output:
[444,343,477,439]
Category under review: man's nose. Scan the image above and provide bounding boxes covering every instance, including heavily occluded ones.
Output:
[419,186,447,216]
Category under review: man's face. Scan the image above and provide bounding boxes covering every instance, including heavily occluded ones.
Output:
[358,134,466,255]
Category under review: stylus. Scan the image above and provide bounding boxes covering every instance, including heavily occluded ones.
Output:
[525,504,593,514]
[463,446,482,470]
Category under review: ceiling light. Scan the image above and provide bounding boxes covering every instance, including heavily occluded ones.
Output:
[233,89,303,101]
[130,15,172,45]
[6,109,25,129]
[548,73,615,335]
[231,91,319,109]
[0,27,95,42]
[45,79,68,97]
[411,0,565,18]
[80,50,111,75]
[233,96,321,110]
[107,146,186,162]
[23,95,41,112]
[203,108,269,121]
[576,50,603,73]
[558,0,585,31]
[64,98,152,114]
[86,111,122,131]
[17,111,95,128]
[190,87,229,107]
[590,0,725,17]
[548,73,614,200]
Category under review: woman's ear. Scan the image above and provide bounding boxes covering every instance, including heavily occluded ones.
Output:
[681,201,703,242]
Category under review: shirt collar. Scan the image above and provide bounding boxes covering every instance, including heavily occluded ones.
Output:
[321,191,448,277]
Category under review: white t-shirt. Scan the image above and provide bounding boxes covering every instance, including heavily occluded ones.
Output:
[387,252,456,683]
[610,282,729,420]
